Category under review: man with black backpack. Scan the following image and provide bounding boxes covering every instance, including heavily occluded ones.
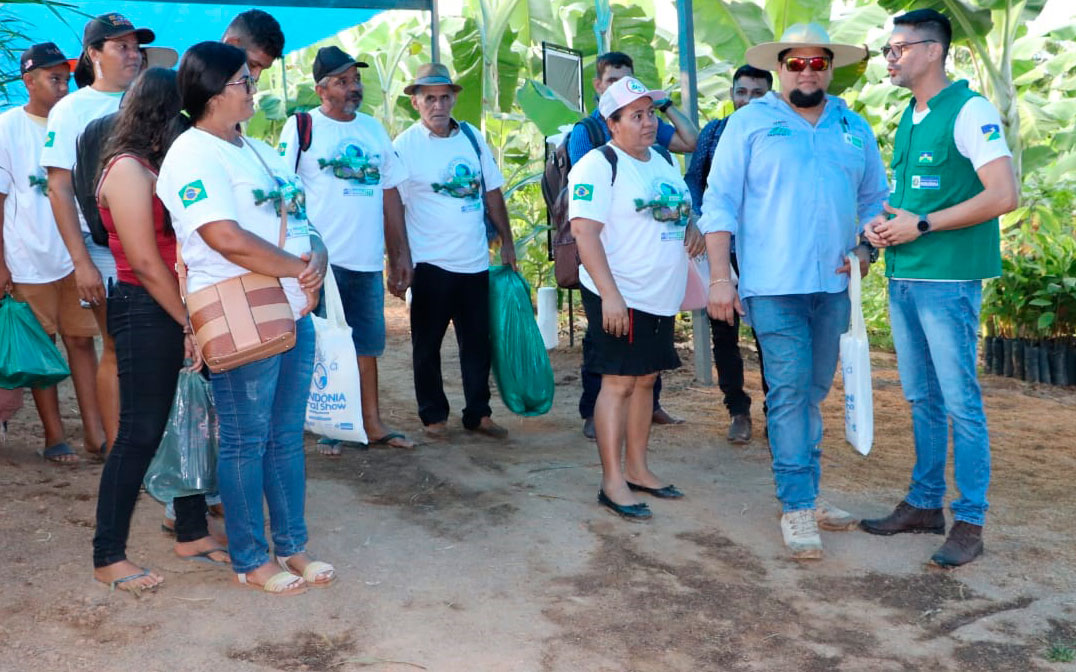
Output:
[279,46,414,454]
[565,52,699,440]
[684,64,772,446]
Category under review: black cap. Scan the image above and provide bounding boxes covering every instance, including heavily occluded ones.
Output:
[20,42,77,75]
[83,13,155,47]
[312,46,368,83]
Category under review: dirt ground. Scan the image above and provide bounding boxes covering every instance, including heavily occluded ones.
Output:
[2,295,1076,672]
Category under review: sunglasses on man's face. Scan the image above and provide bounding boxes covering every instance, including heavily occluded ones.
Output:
[782,56,831,72]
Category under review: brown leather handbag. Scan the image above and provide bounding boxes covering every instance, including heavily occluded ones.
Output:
[177,139,297,373]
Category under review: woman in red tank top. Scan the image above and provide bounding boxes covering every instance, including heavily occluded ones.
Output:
[92,67,229,594]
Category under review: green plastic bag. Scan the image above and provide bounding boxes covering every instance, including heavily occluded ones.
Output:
[488,266,555,416]
[0,294,70,390]
[144,369,218,502]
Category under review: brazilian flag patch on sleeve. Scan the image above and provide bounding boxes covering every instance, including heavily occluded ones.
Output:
[44,131,55,148]
[573,183,594,201]
[178,180,208,208]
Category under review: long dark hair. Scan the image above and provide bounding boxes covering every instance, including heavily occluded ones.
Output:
[73,39,104,89]
[176,41,247,124]
[97,67,182,185]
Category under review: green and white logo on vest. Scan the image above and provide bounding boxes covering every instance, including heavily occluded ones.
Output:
[911,175,940,190]
[917,151,934,164]
[768,121,791,137]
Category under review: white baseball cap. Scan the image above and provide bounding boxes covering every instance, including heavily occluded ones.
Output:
[598,76,668,119]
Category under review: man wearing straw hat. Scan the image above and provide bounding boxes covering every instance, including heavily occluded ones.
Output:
[698,24,889,560]
[393,63,516,441]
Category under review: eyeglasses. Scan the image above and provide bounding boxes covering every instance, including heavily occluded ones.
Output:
[225,74,256,94]
[881,40,937,59]
[782,56,831,72]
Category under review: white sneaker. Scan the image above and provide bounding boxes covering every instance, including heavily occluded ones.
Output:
[781,509,823,560]
[816,499,858,531]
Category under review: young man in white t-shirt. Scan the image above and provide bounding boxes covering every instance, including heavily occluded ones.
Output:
[280,46,414,454]
[0,44,104,463]
[393,63,517,440]
[861,9,1019,568]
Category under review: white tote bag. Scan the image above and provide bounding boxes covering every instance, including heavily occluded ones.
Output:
[840,253,873,456]
[305,266,368,444]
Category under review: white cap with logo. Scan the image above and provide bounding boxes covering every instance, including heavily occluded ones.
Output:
[598,76,668,119]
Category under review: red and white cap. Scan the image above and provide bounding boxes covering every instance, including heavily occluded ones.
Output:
[598,76,667,119]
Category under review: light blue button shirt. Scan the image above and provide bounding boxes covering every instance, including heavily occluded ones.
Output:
[697,92,889,299]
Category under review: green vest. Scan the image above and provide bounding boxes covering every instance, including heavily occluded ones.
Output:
[885,80,1002,280]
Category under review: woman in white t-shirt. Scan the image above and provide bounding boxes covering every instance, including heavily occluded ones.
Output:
[41,12,156,457]
[158,41,332,596]
[567,77,703,521]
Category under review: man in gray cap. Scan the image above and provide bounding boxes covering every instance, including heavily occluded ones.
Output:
[393,63,516,440]
[280,46,414,454]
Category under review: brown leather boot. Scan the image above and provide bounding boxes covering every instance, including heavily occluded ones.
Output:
[859,501,945,536]
[930,521,983,568]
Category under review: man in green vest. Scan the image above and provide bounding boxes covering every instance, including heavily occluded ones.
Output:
[859,9,1018,568]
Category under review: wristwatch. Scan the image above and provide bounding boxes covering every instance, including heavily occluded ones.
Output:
[656,99,673,113]
[917,214,931,235]
[859,239,879,263]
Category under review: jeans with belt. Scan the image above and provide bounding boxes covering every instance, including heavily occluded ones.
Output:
[746,291,850,512]
[93,282,208,568]
[210,315,315,573]
[889,279,990,525]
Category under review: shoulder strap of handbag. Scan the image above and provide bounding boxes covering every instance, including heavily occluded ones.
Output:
[176,136,289,302]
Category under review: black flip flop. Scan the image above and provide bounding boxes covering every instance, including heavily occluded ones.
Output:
[367,432,413,449]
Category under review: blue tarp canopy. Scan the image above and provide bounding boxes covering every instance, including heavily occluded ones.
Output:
[1,1,432,107]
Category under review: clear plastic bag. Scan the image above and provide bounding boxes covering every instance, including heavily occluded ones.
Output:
[144,369,218,502]
[489,266,555,416]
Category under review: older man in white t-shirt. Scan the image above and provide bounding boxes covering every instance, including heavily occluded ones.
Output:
[280,46,415,454]
[393,63,516,440]
[0,44,104,463]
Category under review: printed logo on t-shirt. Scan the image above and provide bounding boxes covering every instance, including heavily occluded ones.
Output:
[318,139,381,186]
[635,179,691,227]
[573,184,594,201]
[911,175,941,190]
[178,180,208,208]
[278,141,288,156]
[981,124,1001,141]
[431,157,481,200]
[253,175,308,220]
[44,131,55,148]
[29,173,49,196]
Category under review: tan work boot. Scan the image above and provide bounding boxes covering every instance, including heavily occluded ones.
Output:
[816,499,859,531]
[780,509,823,560]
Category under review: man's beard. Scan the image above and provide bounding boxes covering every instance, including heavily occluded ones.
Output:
[789,88,825,108]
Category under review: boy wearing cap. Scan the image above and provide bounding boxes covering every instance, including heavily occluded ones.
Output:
[699,24,889,560]
[0,44,102,463]
[280,46,414,454]
[393,63,516,440]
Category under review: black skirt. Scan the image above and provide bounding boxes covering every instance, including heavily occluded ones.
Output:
[580,286,680,376]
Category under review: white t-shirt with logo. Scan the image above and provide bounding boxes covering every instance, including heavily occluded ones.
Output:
[567,144,690,316]
[157,129,312,319]
[279,108,406,272]
[39,86,123,233]
[911,96,1012,170]
[393,120,504,274]
[0,107,74,283]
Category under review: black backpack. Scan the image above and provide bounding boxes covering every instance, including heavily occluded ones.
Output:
[73,112,117,247]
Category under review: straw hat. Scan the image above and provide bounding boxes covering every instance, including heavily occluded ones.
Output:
[745,23,867,71]
[403,63,462,95]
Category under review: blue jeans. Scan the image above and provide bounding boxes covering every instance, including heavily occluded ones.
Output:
[889,279,989,526]
[746,291,850,512]
[210,316,315,573]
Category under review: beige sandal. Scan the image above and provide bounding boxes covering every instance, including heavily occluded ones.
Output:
[277,554,335,586]
[236,570,307,595]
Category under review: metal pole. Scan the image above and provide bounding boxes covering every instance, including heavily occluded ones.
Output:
[430,0,440,62]
[676,0,711,385]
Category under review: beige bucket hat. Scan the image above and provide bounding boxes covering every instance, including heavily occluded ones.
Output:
[404,63,463,95]
[745,22,868,71]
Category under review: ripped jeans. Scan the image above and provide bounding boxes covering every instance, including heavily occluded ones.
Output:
[209,316,315,573]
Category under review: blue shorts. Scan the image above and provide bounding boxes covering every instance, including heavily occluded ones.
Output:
[324,266,386,357]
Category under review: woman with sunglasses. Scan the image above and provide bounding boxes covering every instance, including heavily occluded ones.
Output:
[41,13,157,460]
[92,67,228,593]
[567,77,704,521]
[157,41,332,595]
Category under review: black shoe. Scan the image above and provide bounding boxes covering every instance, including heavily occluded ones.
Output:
[930,521,984,568]
[727,414,752,444]
[597,490,652,520]
[626,482,684,499]
[859,501,945,536]
[582,417,596,440]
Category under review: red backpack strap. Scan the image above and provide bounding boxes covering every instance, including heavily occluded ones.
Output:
[294,111,313,171]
